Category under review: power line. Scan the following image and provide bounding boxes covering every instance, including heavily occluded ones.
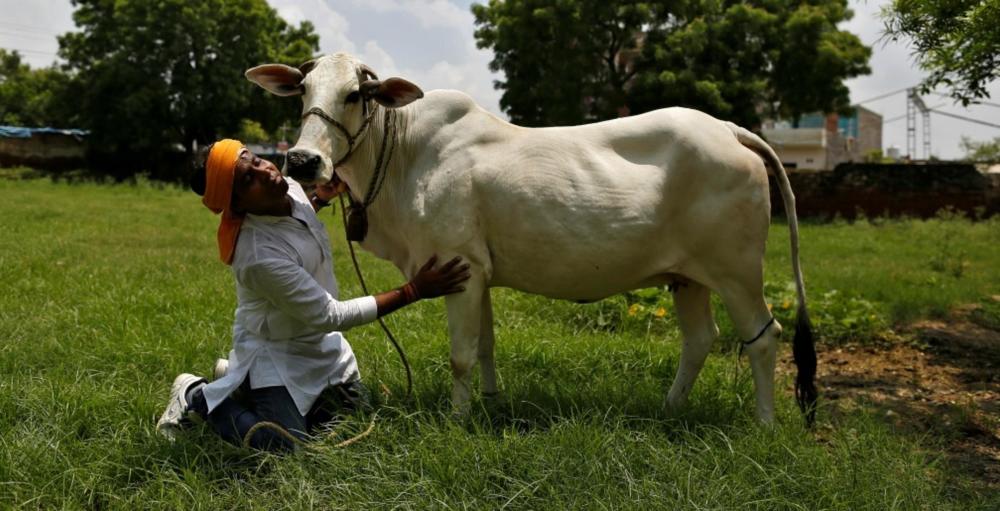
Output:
[0,29,58,41]
[929,92,1000,109]
[1,46,59,57]
[855,86,914,105]
[883,102,948,124]
[928,108,1000,129]
[0,21,63,35]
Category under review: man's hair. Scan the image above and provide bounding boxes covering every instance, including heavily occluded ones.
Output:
[189,142,214,197]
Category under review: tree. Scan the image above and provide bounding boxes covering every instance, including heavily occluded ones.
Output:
[960,136,1000,162]
[472,0,655,126]
[472,0,870,130]
[0,50,72,127]
[58,0,318,178]
[236,119,271,144]
[882,0,1000,106]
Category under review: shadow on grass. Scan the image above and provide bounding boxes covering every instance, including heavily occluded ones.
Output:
[814,311,1000,491]
[390,362,760,441]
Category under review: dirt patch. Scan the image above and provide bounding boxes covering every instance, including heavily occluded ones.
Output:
[781,304,1000,489]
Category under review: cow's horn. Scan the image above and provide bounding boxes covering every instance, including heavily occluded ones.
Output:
[359,64,379,81]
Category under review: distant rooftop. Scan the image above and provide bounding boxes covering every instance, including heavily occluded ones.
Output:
[761,127,825,147]
[0,126,89,139]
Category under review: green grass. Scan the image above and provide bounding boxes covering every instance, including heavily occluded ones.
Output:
[1,178,997,509]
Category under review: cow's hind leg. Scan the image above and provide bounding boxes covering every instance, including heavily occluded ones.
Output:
[717,274,782,424]
[665,281,719,413]
[445,272,486,416]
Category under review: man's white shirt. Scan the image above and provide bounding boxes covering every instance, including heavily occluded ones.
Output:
[202,178,377,416]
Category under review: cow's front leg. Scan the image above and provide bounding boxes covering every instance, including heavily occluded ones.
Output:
[445,271,486,416]
[478,288,498,396]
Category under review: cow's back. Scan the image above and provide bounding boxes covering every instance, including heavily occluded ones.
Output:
[405,95,770,300]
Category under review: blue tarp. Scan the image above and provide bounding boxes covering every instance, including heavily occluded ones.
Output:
[0,125,89,139]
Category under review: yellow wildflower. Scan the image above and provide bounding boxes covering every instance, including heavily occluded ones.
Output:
[654,307,667,318]
[781,300,792,310]
[628,303,641,317]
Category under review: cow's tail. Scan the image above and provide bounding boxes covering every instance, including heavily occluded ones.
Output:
[725,121,817,426]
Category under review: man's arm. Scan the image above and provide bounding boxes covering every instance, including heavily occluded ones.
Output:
[240,255,470,332]
[241,259,378,332]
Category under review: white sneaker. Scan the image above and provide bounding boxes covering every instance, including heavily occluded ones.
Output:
[213,358,229,381]
[156,373,206,441]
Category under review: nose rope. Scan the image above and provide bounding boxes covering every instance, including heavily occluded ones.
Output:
[302,104,379,169]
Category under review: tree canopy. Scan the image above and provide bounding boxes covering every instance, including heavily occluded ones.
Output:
[57,0,318,176]
[960,135,1000,162]
[882,0,1000,106]
[472,0,870,129]
[0,50,71,127]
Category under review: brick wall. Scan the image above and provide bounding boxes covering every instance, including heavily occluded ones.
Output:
[769,163,1000,218]
[0,133,87,170]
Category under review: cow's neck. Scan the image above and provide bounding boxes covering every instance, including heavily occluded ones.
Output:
[335,103,422,260]
[339,103,415,205]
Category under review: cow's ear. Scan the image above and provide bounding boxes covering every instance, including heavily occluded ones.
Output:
[245,64,304,97]
[360,77,423,108]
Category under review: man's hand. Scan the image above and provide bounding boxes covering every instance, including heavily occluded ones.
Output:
[315,175,348,202]
[372,255,471,318]
[409,255,471,299]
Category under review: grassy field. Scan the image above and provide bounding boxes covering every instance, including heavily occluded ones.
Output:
[1,177,998,509]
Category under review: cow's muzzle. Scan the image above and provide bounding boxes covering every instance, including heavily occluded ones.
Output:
[284,148,324,183]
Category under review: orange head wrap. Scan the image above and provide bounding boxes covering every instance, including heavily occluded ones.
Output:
[202,139,245,265]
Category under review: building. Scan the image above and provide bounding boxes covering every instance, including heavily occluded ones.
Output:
[0,126,89,170]
[761,106,882,171]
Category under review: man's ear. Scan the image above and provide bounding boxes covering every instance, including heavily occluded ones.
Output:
[359,77,424,108]
[245,64,304,97]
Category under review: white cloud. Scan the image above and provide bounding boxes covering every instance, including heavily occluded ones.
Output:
[358,40,398,75]
[348,0,469,31]
[320,0,503,116]
[352,38,502,116]
[269,0,356,54]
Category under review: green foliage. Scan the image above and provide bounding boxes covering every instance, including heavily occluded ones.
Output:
[566,287,682,336]
[631,0,870,128]
[471,0,654,126]
[57,0,318,175]
[472,0,870,129]
[764,281,889,344]
[0,50,72,127]
[960,135,1000,162]
[235,118,271,144]
[882,0,1000,106]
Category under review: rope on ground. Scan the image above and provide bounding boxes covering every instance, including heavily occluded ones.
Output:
[241,413,378,451]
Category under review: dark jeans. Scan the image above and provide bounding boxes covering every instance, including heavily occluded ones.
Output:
[188,379,369,452]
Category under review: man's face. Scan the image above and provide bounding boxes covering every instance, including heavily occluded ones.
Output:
[231,149,289,213]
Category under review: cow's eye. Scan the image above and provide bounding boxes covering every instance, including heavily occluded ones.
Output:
[345,91,361,104]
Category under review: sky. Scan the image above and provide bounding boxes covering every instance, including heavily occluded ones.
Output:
[1,0,997,159]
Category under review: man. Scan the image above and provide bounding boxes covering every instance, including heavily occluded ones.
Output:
[156,139,469,451]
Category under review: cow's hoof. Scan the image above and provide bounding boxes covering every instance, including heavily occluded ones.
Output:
[482,390,503,402]
[450,402,471,420]
[663,398,688,418]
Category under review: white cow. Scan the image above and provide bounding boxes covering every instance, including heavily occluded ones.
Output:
[246,53,817,424]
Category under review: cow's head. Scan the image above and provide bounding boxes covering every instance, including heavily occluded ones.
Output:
[245,53,423,184]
